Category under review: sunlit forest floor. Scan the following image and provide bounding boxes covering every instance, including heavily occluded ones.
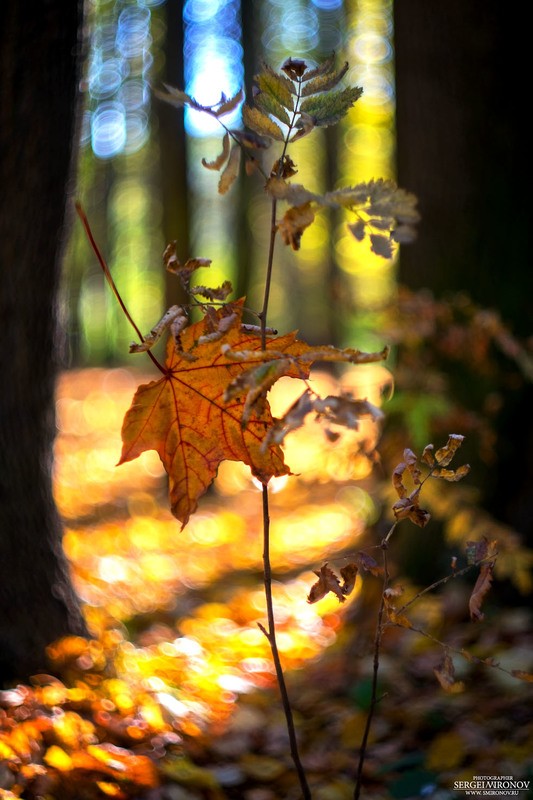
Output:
[1,366,533,800]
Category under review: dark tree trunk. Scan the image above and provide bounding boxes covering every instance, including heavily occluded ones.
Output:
[393,0,530,331]
[0,1,88,684]
[393,2,533,539]
[157,0,190,308]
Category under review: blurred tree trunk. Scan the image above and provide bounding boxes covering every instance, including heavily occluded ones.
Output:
[393,2,533,539]
[0,1,88,684]
[393,0,530,330]
[158,0,190,308]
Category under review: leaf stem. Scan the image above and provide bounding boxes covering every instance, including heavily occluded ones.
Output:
[259,197,278,350]
[260,485,312,800]
[353,532,392,799]
[75,202,166,375]
[257,75,311,798]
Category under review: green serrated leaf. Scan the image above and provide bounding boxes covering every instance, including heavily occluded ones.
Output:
[255,92,291,127]
[301,53,336,82]
[242,105,284,141]
[256,63,295,109]
[300,86,363,127]
[301,62,349,96]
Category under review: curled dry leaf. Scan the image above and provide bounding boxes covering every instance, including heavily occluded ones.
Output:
[469,562,495,622]
[198,311,239,345]
[403,448,421,484]
[270,155,297,179]
[435,464,471,482]
[164,245,212,285]
[392,490,431,528]
[314,395,384,431]
[277,203,315,250]
[421,443,435,466]
[307,564,345,604]
[356,551,383,577]
[262,390,315,449]
[466,537,497,565]
[218,144,242,194]
[129,306,186,354]
[340,563,359,596]
[281,56,308,80]
[392,461,408,499]
[434,433,465,466]
[214,88,244,117]
[223,358,292,427]
[201,131,230,171]
[190,280,233,302]
[383,585,411,627]
[434,651,465,694]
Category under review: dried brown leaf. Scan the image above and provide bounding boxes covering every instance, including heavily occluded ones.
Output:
[218,144,241,194]
[404,448,421,484]
[215,88,244,117]
[277,203,315,250]
[469,562,494,622]
[434,651,465,693]
[356,552,383,576]
[340,563,358,596]
[130,306,186,354]
[421,443,435,466]
[434,433,465,467]
[307,564,345,604]
[392,461,407,499]
[201,132,230,171]
[435,464,471,482]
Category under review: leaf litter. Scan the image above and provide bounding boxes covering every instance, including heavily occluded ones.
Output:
[2,369,532,799]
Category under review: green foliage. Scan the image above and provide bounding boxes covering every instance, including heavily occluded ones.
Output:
[299,85,363,126]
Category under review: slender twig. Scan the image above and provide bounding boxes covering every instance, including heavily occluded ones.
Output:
[394,554,497,617]
[256,77,311,799]
[259,486,311,799]
[353,533,392,800]
[75,202,166,375]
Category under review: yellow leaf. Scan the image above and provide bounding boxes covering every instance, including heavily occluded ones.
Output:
[218,144,241,194]
[242,105,284,141]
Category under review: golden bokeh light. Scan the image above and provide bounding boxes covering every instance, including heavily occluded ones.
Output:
[54,365,383,732]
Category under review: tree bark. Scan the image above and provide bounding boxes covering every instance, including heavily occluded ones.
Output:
[0,1,88,684]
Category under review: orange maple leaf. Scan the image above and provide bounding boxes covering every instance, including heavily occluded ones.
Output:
[118,303,311,527]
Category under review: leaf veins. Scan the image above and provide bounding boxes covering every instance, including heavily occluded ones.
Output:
[119,302,315,527]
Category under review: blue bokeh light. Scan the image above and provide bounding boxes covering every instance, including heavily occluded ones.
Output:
[183,0,243,136]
